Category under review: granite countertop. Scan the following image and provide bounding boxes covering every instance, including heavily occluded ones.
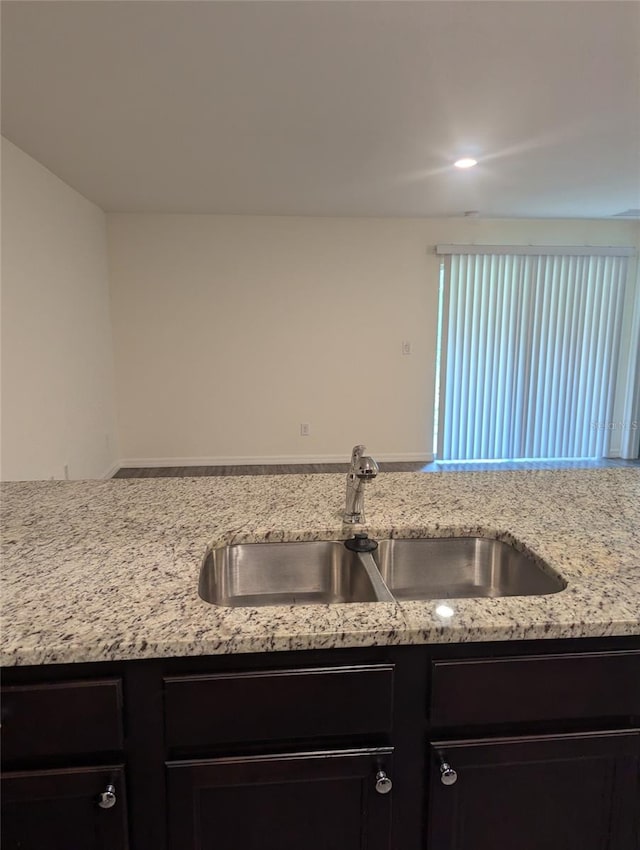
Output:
[1,468,639,666]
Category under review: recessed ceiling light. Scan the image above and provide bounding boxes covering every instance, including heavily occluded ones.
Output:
[454,158,478,169]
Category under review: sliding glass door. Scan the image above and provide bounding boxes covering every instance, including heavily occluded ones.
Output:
[435,246,636,461]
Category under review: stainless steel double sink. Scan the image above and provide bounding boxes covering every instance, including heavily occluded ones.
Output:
[199,537,566,607]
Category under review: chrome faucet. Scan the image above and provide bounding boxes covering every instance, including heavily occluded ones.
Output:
[343,444,379,524]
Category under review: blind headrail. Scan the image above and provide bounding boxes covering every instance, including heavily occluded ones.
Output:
[436,244,636,257]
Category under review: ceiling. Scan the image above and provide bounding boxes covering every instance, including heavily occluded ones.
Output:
[2,0,639,219]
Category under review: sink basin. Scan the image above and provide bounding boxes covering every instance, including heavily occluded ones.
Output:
[373,537,565,600]
[199,541,392,607]
[199,536,565,607]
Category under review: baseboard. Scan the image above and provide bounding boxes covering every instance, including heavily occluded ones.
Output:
[101,462,121,480]
[117,452,434,468]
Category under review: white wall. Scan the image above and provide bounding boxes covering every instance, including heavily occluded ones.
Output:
[3,134,636,474]
[1,138,119,480]
[107,214,640,465]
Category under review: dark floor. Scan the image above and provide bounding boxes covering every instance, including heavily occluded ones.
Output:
[113,458,640,478]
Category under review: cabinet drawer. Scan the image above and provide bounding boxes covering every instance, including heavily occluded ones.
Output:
[430,651,640,728]
[1,678,124,762]
[165,664,394,749]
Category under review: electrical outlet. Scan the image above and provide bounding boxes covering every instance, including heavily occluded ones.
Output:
[300,423,311,437]
[402,340,412,355]
[64,464,70,480]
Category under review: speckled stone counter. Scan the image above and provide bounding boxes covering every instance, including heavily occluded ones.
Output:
[1,468,639,666]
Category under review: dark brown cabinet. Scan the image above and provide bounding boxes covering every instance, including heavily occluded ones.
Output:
[163,664,395,749]
[1,678,124,762]
[2,765,129,850]
[167,749,394,850]
[1,676,129,850]
[426,648,640,850]
[426,731,640,850]
[1,638,639,850]
[163,664,396,850]
[429,651,640,728]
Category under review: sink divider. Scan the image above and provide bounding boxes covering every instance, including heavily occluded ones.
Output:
[356,552,396,603]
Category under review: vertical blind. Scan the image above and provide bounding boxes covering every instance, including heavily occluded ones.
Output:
[436,247,632,461]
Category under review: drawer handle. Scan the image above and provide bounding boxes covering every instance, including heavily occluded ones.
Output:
[375,770,393,795]
[98,784,117,809]
[440,762,458,786]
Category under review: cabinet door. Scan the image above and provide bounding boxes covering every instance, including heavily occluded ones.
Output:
[1,765,129,850]
[427,730,640,850]
[167,748,393,850]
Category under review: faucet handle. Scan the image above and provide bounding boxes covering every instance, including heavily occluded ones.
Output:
[357,456,378,478]
[349,445,378,478]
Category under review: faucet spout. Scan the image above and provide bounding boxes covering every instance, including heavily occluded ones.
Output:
[343,444,379,524]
